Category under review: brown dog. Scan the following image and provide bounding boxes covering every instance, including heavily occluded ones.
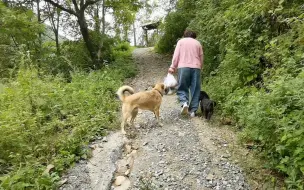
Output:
[116,83,165,134]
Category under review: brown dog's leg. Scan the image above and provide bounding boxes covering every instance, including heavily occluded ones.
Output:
[121,120,126,134]
[154,107,163,127]
[130,108,138,126]
[121,105,130,134]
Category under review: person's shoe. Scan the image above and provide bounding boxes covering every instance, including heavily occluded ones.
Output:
[189,112,196,118]
[181,102,189,115]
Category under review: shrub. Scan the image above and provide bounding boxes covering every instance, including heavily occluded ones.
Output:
[155,0,197,53]
[0,48,137,189]
[190,0,304,187]
[158,0,304,187]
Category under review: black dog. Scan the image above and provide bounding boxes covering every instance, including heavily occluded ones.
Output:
[199,91,216,120]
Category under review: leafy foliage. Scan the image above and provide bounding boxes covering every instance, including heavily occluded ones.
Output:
[0,41,136,189]
[0,3,44,79]
[155,0,197,53]
[0,1,138,189]
[158,0,304,187]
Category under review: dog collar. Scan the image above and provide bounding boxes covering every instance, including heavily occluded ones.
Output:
[154,89,163,97]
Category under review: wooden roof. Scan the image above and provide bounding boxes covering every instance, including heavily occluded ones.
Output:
[141,21,160,30]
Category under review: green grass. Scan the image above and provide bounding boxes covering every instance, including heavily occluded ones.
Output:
[0,51,137,189]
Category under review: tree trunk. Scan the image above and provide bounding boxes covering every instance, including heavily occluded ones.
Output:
[124,27,128,41]
[133,22,136,46]
[55,7,60,54]
[77,12,97,66]
[101,0,105,34]
[47,1,60,54]
[94,3,101,32]
[36,0,42,45]
[44,0,100,66]
[54,29,60,54]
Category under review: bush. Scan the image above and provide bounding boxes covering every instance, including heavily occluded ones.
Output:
[158,0,304,187]
[0,3,44,79]
[0,48,137,189]
[190,0,304,187]
[155,0,197,53]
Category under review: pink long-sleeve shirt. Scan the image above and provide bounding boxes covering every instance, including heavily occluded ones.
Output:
[170,37,203,70]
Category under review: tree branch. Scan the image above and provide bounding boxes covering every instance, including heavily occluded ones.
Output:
[71,0,80,12]
[11,36,19,48]
[43,33,56,41]
[83,0,101,9]
[47,3,56,29]
[44,0,77,16]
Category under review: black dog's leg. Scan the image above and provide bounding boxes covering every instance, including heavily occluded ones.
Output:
[204,109,209,119]
[200,101,204,115]
[207,111,212,120]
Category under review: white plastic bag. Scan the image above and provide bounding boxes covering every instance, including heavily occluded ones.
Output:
[164,73,178,88]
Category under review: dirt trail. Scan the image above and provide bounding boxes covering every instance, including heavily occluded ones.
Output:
[60,48,253,190]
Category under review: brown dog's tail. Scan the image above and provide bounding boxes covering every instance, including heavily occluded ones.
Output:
[116,85,134,102]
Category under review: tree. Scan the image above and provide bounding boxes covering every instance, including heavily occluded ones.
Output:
[43,0,102,64]
[0,2,44,78]
[105,0,141,40]
[45,1,61,54]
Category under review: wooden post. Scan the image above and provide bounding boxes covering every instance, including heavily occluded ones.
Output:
[133,22,136,46]
[145,29,148,47]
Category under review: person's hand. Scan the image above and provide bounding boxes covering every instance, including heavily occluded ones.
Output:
[168,67,175,74]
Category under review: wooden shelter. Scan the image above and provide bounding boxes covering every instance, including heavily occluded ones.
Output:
[141,21,160,46]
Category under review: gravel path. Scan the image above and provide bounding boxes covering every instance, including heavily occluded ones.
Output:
[60,48,252,190]
[124,48,250,190]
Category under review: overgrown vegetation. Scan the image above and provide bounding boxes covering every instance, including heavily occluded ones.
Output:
[0,48,136,189]
[157,0,304,188]
[155,0,196,53]
[0,1,138,189]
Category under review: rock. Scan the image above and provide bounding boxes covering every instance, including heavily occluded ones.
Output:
[154,170,163,177]
[69,176,77,180]
[131,150,137,157]
[159,161,165,164]
[178,132,185,137]
[127,156,135,169]
[102,137,108,142]
[125,169,131,176]
[143,142,148,146]
[114,178,131,190]
[206,173,214,180]
[125,144,132,154]
[132,143,139,150]
[57,178,67,187]
[114,176,126,186]
[116,159,129,175]
[221,154,231,158]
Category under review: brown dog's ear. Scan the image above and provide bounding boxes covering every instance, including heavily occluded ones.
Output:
[161,84,165,89]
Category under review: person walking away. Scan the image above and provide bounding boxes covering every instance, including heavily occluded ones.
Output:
[168,30,203,117]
